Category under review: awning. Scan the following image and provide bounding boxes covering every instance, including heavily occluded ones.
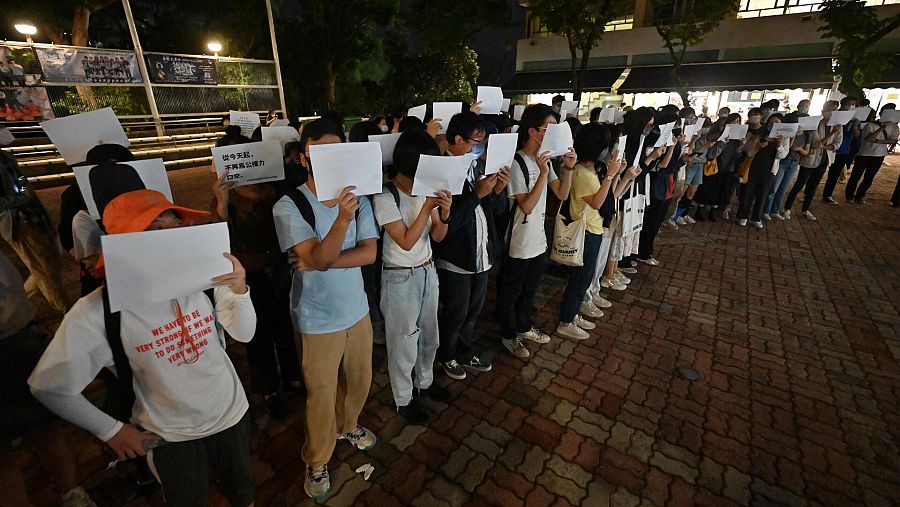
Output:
[504,68,625,94]
[872,55,900,87]
[617,58,836,93]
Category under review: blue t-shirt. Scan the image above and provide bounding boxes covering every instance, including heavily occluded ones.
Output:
[272,184,379,334]
[836,122,854,155]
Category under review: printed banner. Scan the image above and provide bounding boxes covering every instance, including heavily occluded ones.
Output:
[1,45,42,86]
[36,47,141,84]
[0,86,54,121]
[146,54,217,85]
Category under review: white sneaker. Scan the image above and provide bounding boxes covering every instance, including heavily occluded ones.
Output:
[636,257,660,266]
[739,219,748,226]
[502,337,530,358]
[601,277,627,291]
[763,213,772,221]
[338,425,377,450]
[520,326,550,344]
[556,323,589,340]
[683,215,696,224]
[784,210,791,220]
[305,464,330,499]
[772,213,785,221]
[663,218,679,229]
[574,314,596,330]
[613,272,631,285]
[676,216,687,225]
[592,294,612,308]
[60,487,98,507]
[579,302,604,318]
[752,221,764,229]
[620,267,638,274]
[803,210,817,221]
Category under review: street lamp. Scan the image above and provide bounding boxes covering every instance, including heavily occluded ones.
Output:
[14,22,37,44]
[207,41,222,57]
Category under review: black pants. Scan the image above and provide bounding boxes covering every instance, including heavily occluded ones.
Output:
[638,196,670,260]
[496,252,547,340]
[245,271,301,395]
[822,152,855,199]
[738,169,773,222]
[437,269,489,363]
[845,155,886,201]
[785,157,828,213]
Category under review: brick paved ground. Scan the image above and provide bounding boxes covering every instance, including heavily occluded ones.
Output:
[11,159,900,506]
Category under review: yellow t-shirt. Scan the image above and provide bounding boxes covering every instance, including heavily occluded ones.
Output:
[569,164,605,234]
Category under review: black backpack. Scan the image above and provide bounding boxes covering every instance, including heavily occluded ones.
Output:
[101,286,215,417]
[283,186,363,231]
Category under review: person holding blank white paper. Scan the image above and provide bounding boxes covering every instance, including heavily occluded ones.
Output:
[784,100,842,221]
[844,104,898,204]
[29,189,257,507]
[433,111,510,381]
[496,104,575,359]
[271,118,379,500]
[373,130,452,425]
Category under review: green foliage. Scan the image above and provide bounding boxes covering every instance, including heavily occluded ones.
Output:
[402,0,513,50]
[818,0,900,96]
[381,46,478,112]
[50,86,149,116]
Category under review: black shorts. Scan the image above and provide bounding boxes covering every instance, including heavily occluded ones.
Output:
[0,325,57,447]
[148,412,255,507]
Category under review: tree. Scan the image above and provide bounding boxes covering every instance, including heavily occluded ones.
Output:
[650,0,738,106]
[529,0,630,98]
[819,0,900,98]
[295,0,398,109]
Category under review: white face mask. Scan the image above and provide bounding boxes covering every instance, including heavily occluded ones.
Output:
[798,105,809,114]
[749,115,761,124]
[379,125,388,133]
[0,128,13,146]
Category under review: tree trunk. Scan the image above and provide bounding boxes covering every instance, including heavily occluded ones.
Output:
[326,62,337,110]
[568,40,578,97]
[838,53,864,98]
[72,6,99,110]
[576,47,591,103]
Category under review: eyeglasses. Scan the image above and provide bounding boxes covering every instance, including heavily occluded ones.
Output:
[466,136,485,145]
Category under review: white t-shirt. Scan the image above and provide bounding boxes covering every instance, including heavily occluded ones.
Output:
[857,122,899,158]
[373,186,432,268]
[29,286,256,442]
[72,210,102,260]
[506,151,557,259]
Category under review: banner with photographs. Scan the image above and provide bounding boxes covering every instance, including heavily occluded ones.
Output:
[0,86,54,121]
[1,45,43,86]
[36,47,142,84]
[146,54,217,85]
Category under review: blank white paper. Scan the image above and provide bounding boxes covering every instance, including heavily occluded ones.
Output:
[477,86,504,115]
[485,133,518,175]
[308,142,383,201]
[538,122,573,158]
[411,155,471,196]
[368,133,402,165]
[41,107,130,165]
[433,102,462,134]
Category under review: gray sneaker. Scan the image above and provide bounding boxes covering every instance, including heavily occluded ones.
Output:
[502,337,530,358]
[60,487,97,507]
[520,326,551,344]
[442,360,466,380]
[556,323,589,340]
[304,464,330,499]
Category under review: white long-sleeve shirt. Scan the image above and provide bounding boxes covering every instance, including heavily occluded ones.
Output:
[29,285,255,442]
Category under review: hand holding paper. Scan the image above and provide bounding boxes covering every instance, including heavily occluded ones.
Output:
[476,86,504,115]
[799,115,822,131]
[484,133,518,175]
[827,110,855,127]
[653,122,676,148]
[211,141,285,188]
[538,122,574,157]
[768,123,799,139]
[433,102,462,134]
[229,110,261,137]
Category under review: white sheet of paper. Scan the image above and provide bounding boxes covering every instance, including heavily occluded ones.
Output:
[717,124,732,142]
[510,125,520,133]
[827,110,856,127]
[727,124,749,140]
[616,135,627,162]
[308,142,383,201]
[229,110,260,138]
[513,105,526,121]
[407,104,426,122]
[653,122,676,148]
[768,123,799,139]
[102,222,232,313]
[261,126,300,150]
[827,90,846,102]
[368,133,402,165]
[853,107,872,121]
[560,101,579,119]
[211,141,284,188]
[476,86,504,114]
[800,115,822,131]
[880,109,900,123]
[41,107,129,165]
[501,98,511,113]
[538,122,573,157]
[614,110,625,124]
[269,118,290,127]
[75,159,173,220]
[598,107,616,123]
[683,123,698,138]
[484,133,518,175]
[411,155,471,196]
[632,135,645,168]
[433,102,462,135]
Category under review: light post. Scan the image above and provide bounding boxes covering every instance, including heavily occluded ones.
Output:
[207,41,222,58]
[14,22,37,44]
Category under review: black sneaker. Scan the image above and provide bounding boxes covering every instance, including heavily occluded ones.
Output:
[462,355,492,373]
[417,383,452,403]
[441,360,466,380]
[397,399,429,425]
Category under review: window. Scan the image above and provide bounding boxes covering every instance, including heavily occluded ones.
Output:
[737,0,900,19]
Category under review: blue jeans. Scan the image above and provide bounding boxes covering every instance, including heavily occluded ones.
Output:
[559,231,604,324]
[765,157,799,215]
[380,263,440,406]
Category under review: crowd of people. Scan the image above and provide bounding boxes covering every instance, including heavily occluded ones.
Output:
[0,92,897,506]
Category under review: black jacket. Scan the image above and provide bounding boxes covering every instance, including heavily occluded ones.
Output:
[432,159,506,272]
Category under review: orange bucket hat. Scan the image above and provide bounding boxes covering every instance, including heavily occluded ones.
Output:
[102,189,211,234]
